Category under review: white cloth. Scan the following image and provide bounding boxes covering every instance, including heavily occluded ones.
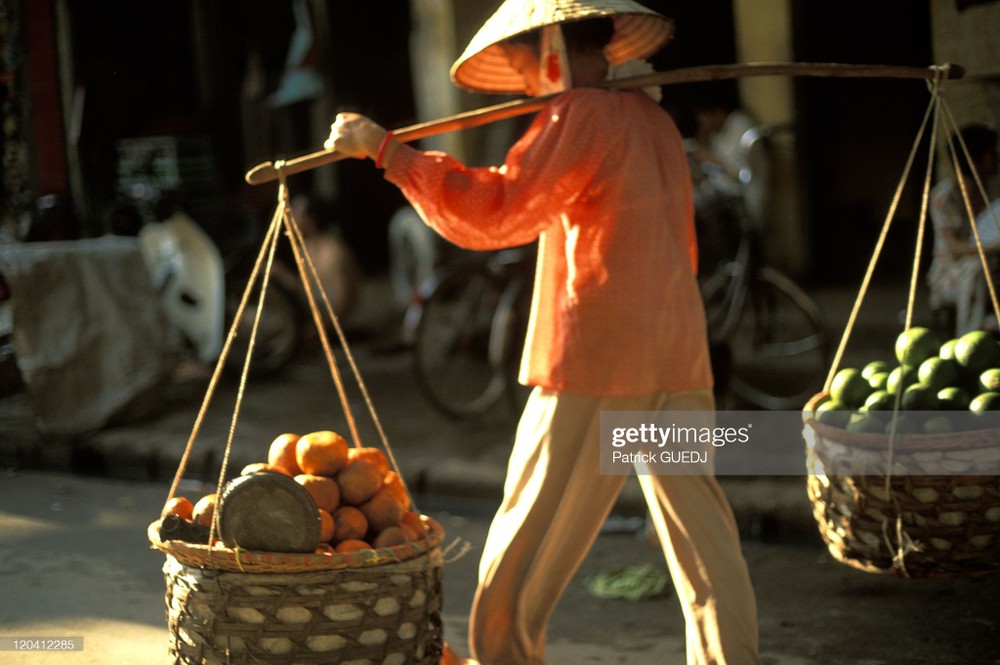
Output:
[928,180,993,335]
[976,198,1000,246]
[0,237,178,435]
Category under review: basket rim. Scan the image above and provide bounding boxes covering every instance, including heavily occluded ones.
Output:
[803,391,1000,451]
[148,515,445,573]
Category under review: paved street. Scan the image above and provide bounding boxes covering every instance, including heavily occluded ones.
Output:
[1,470,999,664]
[2,278,999,663]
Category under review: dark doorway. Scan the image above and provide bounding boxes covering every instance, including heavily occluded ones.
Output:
[791,1,934,286]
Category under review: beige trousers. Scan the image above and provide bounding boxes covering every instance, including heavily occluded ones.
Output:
[468,388,760,665]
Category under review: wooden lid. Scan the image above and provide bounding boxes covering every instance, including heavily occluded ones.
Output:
[217,471,321,553]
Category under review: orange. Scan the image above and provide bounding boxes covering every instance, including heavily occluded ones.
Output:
[332,506,368,543]
[399,511,425,542]
[382,471,411,511]
[268,433,303,476]
[240,462,292,477]
[334,539,371,554]
[192,493,218,528]
[360,486,406,532]
[162,496,194,521]
[315,543,335,555]
[318,508,334,543]
[373,525,407,548]
[347,447,390,478]
[336,459,384,506]
[296,430,349,476]
[295,474,340,512]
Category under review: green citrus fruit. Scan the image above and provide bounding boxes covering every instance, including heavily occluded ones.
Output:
[980,368,1000,392]
[901,383,939,411]
[885,414,918,435]
[895,327,942,367]
[937,386,971,411]
[863,390,896,411]
[917,356,960,391]
[922,415,954,434]
[847,412,886,433]
[886,365,918,395]
[954,331,1000,377]
[970,391,1000,414]
[862,360,890,381]
[829,368,873,409]
[940,338,959,361]
[867,371,889,391]
[816,399,851,428]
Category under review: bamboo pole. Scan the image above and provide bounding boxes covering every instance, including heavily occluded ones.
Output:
[244,61,964,186]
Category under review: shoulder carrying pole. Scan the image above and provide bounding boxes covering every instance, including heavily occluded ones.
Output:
[244,62,964,186]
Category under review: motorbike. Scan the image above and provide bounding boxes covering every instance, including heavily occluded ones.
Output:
[123,185,304,379]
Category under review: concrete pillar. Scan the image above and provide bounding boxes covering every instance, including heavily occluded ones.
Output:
[408,0,464,157]
[732,0,807,276]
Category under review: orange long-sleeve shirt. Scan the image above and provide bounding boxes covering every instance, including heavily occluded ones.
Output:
[385,88,712,396]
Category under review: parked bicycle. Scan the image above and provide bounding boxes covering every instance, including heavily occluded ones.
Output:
[695,124,831,410]
[404,242,534,420]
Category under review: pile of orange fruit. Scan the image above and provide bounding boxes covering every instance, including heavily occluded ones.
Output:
[161,430,433,554]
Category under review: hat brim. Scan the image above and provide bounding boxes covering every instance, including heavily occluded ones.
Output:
[451,5,674,94]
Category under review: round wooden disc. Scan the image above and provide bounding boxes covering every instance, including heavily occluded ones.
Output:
[217,471,321,553]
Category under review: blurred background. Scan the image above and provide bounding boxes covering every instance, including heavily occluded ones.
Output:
[2,0,997,282]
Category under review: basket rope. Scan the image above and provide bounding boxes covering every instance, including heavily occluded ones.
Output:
[811,66,1000,576]
[161,161,422,534]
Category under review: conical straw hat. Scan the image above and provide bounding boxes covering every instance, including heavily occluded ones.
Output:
[450,0,674,94]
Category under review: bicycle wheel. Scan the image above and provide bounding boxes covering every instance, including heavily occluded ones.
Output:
[388,206,441,308]
[412,264,507,419]
[702,265,830,410]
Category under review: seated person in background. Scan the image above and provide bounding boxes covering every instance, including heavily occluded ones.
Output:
[686,86,769,273]
[928,123,1000,337]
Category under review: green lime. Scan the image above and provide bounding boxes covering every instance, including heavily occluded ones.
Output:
[895,327,942,367]
[815,400,851,428]
[922,415,954,434]
[940,338,959,361]
[901,383,939,411]
[980,368,1000,392]
[886,365,918,395]
[885,414,918,435]
[917,357,961,391]
[937,386,971,411]
[954,331,1000,377]
[970,391,1000,414]
[830,368,873,409]
[868,371,889,391]
[847,412,887,433]
[863,390,896,412]
[862,360,890,381]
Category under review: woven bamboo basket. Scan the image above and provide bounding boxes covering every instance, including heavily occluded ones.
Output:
[803,392,1000,578]
[149,507,446,665]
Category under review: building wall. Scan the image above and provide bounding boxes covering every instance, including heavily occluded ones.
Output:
[930,0,1000,148]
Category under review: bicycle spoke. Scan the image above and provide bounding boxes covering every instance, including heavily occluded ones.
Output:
[721,269,830,410]
[413,266,507,419]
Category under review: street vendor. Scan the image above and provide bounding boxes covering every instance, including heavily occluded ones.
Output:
[325,1,761,663]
